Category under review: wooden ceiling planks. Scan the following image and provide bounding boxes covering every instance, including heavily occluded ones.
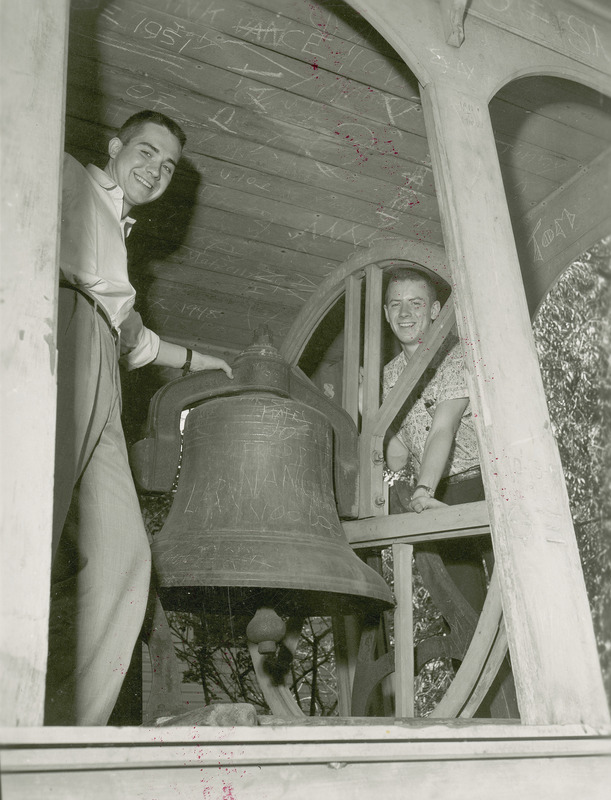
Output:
[498,76,611,143]
[65,0,429,353]
[68,1,425,157]
[64,0,611,357]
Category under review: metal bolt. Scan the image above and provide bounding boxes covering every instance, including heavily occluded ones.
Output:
[374,495,386,507]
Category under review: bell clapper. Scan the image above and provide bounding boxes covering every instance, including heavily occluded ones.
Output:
[246,607,287,655]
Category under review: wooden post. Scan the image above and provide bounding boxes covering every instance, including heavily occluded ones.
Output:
[0,0,70,725]
[359,265,385,518]
[421,80,609,726]
[393,544,414,717]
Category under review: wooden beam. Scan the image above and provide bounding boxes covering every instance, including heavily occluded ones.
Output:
[344,501,490,549]
[359,265,385,517]
[420,80,609,726]
[1,723,609,800]
[342,273,363,423]
[392,544,414,717]
[3,720,609,745]
[513,145,611,314]
[0,0,69,726]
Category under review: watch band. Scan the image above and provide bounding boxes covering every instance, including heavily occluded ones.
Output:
[414,484,435,498]
[181,348,193,377]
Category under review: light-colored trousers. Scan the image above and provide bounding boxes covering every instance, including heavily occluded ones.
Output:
[45,289,151,725]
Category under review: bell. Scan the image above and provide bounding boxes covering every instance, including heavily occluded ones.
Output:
[138,328,394,620]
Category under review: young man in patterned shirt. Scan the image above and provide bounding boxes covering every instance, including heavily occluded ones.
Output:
[382,267,518,716]
[382,266,489,610]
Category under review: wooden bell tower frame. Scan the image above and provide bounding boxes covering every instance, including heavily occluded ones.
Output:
[342,0,611,727]
[1,0,610,796]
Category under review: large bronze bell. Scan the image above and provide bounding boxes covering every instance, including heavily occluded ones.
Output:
[131,328,393,620]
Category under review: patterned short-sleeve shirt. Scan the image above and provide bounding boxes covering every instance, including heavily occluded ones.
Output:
[382,340,480,476]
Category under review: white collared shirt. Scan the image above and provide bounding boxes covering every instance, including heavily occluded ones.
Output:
[59,153,160,369]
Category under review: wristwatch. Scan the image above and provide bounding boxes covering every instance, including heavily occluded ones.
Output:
[181,348,193,377]
[413,484,435,498]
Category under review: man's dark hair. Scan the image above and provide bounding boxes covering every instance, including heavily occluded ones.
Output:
[384,266,441,306]
[117,110,187,150]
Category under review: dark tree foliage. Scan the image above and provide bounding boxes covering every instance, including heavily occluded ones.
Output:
[168,610,267,711]
[166,611,338,716]
[532,236,611,704]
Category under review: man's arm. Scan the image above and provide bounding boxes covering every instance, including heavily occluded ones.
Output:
[386,433,410,472]
[154,340,233,378]
[409,396,469,513]
[119,309,233,377]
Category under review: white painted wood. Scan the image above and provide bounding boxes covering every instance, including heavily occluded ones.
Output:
[342,273,363,423]
[392,544,414,717]
[3,759,609,800]
[358,265,385,518]
[0,0,70,726]
[440,0,468,47]
[344,501,490,548]
[3,733,610,768]
[1,724,609,800]
[334,275,364,717]
[514,144,611,315]
[331,615,360,716]
[2,721,608,746]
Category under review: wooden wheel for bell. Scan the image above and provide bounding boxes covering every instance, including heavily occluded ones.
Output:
[275,238,510,719]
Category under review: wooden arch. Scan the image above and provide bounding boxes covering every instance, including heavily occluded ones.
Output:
[488,72,611,318]
[487,65,611,104]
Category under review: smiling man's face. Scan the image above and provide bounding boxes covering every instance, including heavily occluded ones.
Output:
[105,121,182,215]
[384,277,441,356]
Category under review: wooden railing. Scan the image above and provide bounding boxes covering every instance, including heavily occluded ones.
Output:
[342,501,502,718]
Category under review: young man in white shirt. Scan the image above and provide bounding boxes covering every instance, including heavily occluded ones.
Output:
[46,111,232,725]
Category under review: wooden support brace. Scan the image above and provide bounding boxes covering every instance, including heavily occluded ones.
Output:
[344,500,490,548]
[440,0,468,47]
[359,265,385,518]
[142,597,185,724]
[393,544,414,717]
[342,273,363,424]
